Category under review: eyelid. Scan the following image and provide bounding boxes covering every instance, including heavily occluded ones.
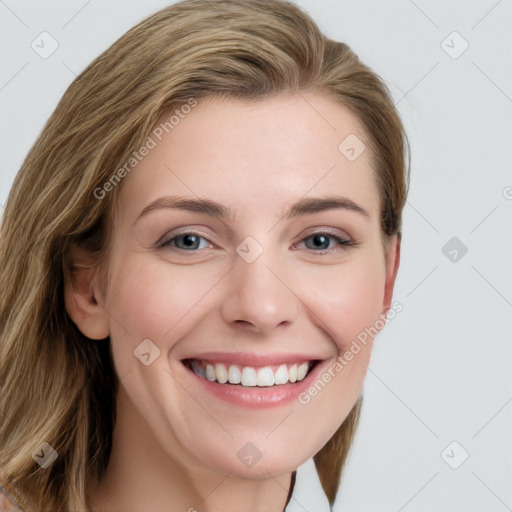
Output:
[302,226,351,239]
[297,226,353,244]
[155,227,215,248]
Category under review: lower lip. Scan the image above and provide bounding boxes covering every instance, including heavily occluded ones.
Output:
[182,360,325,409]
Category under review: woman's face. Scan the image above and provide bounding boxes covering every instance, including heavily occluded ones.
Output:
[99,93,399,477]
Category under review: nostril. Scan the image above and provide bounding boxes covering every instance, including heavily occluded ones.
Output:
[232,320,260,332]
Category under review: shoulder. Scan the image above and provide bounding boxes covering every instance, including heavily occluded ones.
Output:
[0,473,28,512]
[0,486,24,512]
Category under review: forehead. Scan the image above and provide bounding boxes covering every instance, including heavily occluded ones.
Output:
[115,93,379,225]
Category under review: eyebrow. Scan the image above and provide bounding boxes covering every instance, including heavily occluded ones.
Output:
[134,194,370,225]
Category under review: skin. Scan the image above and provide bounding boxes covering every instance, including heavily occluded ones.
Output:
[65,93,400,512]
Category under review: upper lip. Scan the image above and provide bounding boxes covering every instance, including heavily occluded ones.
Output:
[181,351,325,367]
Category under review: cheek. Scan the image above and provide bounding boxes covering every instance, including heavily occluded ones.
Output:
[104,251,232,376]
[301,252,386,351]
[293,255,386,444]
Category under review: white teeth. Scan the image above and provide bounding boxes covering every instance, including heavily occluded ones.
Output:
[274,364,289,385]
[228,365,241,384]
[192,361,314,387]
[241,367,257,386]
[215,363,228,383]
[257,367,275,387]
[288,364,298,383]
[297,362,309,381]
[205,364,216,382]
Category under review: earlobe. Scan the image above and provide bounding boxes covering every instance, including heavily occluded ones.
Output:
[382,234,401,315]
[63,245,110,340]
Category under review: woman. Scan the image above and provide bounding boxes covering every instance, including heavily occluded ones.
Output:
[0,0,409,510]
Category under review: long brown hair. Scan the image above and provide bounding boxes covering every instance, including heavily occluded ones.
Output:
[0,1,409,509]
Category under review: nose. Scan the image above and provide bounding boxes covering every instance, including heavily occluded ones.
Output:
[221,248,300,335]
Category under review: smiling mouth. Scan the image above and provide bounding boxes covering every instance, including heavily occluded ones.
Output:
[182,359,320,387]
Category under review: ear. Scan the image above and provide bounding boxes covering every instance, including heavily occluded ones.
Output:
[382,234,401,315]
[63,243,110,340]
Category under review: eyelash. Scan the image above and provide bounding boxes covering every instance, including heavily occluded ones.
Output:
[157,228,354,255]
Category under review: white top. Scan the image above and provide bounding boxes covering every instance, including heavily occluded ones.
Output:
[286,458,331,511]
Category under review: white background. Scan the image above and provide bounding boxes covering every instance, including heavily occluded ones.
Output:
[1,1,511,511]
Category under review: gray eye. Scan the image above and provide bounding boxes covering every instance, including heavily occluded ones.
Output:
[304,234,332,251]
[161,233,210,251]
[174,234,203,250]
